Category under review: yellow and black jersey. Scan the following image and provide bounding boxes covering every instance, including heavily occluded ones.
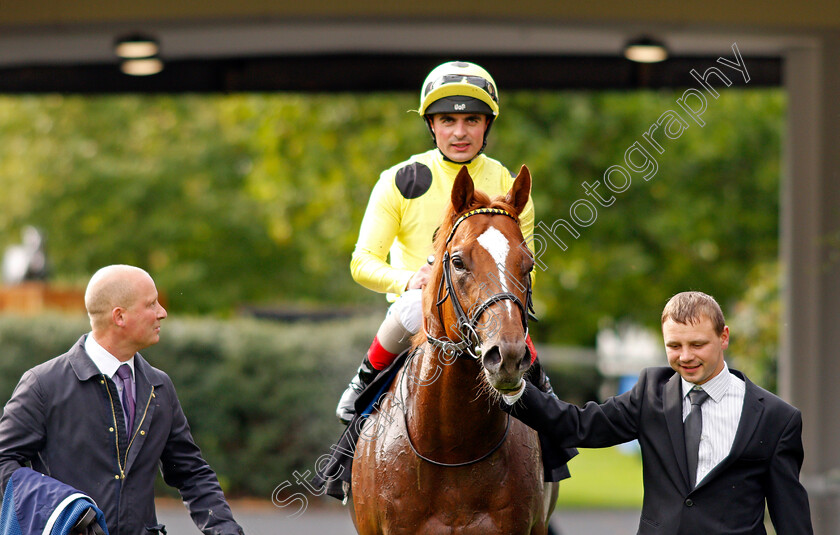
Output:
[351,149,535,299]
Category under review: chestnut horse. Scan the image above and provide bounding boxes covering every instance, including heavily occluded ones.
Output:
[350,165,557,534]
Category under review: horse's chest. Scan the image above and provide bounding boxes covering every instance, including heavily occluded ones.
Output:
[379,498,537,535]
[364,432,541,533]
[352,379,545,534]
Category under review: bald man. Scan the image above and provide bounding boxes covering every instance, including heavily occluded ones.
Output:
[0,265,244,535]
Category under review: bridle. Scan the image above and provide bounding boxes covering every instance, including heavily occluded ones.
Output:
[406,206,536,468]
[426,207,537,360]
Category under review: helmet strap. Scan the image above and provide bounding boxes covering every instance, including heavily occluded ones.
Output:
[480,116,495,155]
[425,115,437,145]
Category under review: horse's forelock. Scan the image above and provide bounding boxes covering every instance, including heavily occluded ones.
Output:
[487,196,518,220]
[434,191,519,253]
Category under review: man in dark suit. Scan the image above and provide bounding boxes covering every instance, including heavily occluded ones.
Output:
[0,265,244,535]
[501,291,812,534]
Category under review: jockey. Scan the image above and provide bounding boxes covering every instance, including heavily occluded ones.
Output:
[337,60,551,423]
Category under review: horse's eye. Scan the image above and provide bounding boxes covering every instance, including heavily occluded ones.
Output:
[524,256,535,274]
[451,256,466,270]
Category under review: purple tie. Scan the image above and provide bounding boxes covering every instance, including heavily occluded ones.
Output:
[116,364,135,436]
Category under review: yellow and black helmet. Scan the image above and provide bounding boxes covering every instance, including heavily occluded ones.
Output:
[418,61,500,117]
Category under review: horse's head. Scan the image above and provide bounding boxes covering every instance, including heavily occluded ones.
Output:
[423,165,535,394]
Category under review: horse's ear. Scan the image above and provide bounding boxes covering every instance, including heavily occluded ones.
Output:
[451,166,475,214]
[506,165,532,216]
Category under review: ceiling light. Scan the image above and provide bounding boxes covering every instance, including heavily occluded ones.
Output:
[120,58,164,76]
[115,34,159,59]
[624,36,668,63]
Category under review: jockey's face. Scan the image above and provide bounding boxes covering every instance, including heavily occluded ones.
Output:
[430,113,488,163]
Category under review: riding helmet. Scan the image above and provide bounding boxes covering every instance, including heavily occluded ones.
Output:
[418,61,500,118]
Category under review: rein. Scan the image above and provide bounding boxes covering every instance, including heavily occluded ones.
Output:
[398,347,512,468]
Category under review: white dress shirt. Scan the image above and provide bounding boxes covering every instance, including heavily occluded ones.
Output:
[682,362,745,486]
[84,333,136,428]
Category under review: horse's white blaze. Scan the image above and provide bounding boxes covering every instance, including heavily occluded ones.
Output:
[477,226,513,315]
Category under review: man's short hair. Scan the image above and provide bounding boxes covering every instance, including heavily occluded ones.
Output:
[661,291,726,335]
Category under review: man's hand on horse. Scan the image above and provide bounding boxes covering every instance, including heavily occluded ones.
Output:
[406,264,432,290]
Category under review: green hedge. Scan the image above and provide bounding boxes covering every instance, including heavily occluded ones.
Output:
[0,312,379,498]
[0,312,601,499]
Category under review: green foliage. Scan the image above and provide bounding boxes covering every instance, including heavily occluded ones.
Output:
[0,314,90,399]
[0,94,426,312]
[728,260,780,391]
[542,361,602,407]
[492,90,785,345]
[0,90,785,350]
[0,312,381,497]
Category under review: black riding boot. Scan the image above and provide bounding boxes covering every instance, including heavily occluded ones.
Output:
[526,356,555,396]
[336,356,381,425]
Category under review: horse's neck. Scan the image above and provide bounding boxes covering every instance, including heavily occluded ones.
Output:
[404,343,507,451]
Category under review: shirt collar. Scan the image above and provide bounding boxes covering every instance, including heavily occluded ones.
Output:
[681,361,731,403]
[84,333,135,380]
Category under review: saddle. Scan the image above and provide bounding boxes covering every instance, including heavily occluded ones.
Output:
[312,349,410,501]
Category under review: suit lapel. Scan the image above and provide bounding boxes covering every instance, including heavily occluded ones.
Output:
[664,373,691,490]
[124,354,162,474]
[696,374,764,489]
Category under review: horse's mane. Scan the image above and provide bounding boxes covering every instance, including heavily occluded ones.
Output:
[412,188,520,348]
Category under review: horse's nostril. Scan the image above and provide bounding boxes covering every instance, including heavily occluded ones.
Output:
[482,346,502,371]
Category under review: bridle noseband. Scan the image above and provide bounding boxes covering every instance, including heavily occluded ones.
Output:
[426,207,537,360]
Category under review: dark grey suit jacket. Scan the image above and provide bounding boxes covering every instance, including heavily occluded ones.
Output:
[505,366,812,535]
[0,335,243,535]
